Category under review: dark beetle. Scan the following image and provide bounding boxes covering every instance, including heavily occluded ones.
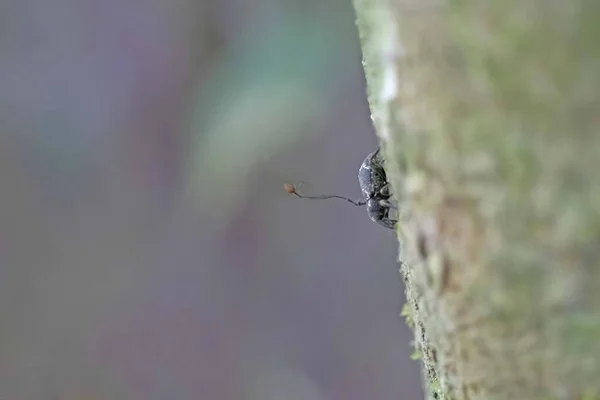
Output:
[357,148,397,229]
[285,146,397,229]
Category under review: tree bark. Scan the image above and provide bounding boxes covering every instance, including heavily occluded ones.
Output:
[352,1,600,399]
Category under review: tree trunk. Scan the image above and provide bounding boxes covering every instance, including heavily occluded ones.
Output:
[352,1,600,399]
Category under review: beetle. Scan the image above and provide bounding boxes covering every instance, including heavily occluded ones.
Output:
[357,147,397,229]
[285,146,397,229]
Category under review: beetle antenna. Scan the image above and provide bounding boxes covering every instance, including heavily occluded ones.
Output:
[284,183,365,206]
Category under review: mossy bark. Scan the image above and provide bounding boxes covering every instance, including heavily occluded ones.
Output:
[352,1,600,399]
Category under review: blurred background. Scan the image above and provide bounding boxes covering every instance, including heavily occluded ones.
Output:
[0,0,422,398]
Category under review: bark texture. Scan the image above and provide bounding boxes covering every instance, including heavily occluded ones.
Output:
[352,1,600,399]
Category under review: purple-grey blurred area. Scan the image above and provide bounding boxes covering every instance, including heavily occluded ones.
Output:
[0,0,422,398]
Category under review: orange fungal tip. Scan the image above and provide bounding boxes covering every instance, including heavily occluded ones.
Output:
[284,183,296,194]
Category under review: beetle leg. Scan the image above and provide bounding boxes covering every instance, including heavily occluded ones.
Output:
[378,201,397,229]
[378,217,397,229]
[379,199,398,210]
[380,183,391,197]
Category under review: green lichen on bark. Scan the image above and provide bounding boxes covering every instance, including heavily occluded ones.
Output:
[352,0,600,399]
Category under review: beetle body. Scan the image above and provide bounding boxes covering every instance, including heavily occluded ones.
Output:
[358,148,397,229]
